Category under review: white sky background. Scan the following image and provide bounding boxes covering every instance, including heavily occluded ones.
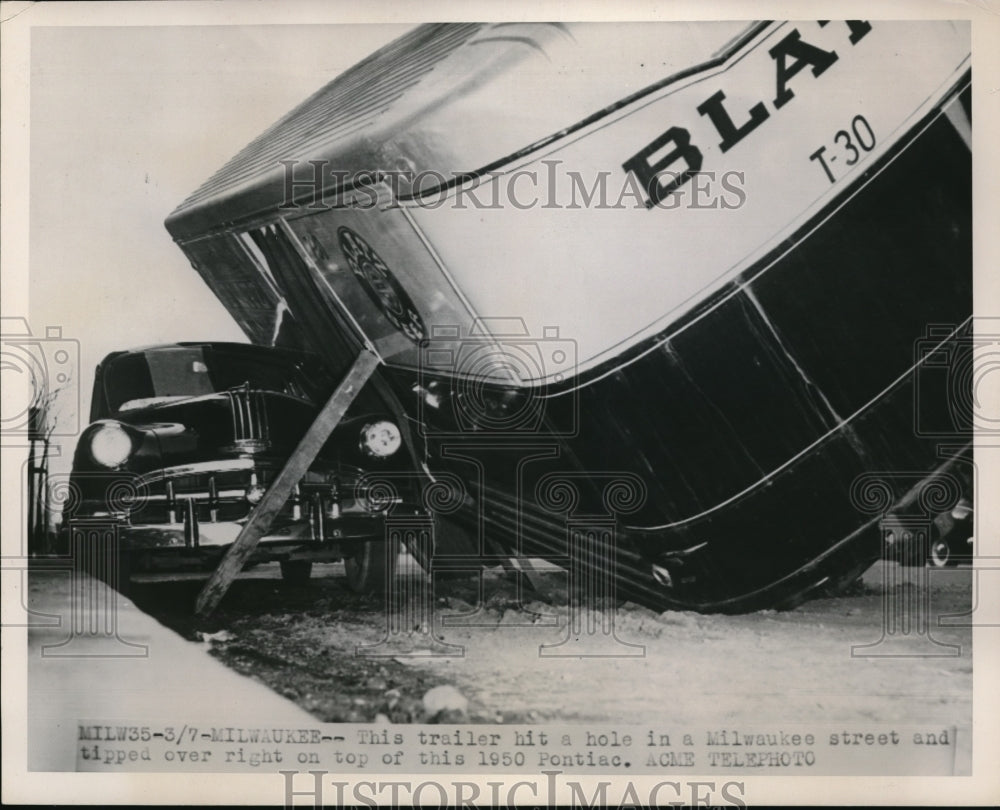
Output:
[29,25,410,473]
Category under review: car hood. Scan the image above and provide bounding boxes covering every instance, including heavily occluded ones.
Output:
[110,389,334,472]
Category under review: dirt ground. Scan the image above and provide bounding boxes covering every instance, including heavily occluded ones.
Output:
[126,555,973,772]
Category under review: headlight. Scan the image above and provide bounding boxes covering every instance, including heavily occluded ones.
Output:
[89,423,133,468]
[360,420,402,458]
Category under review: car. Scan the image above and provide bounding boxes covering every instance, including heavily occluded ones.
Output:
[62,342,418,592]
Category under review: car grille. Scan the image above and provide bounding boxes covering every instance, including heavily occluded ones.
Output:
[126,465,357,546]
[226,384,271,453]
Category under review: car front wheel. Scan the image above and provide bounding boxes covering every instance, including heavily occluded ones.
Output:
[344,539,398,594]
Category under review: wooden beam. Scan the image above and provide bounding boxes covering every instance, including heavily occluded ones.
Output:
[195,348,381,618]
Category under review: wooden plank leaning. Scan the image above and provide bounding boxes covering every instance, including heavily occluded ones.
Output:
[194,348,381,618]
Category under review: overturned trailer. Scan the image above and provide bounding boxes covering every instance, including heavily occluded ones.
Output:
[165,21,973,612]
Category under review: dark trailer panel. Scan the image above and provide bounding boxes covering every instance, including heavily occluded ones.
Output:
[166,21,973,611]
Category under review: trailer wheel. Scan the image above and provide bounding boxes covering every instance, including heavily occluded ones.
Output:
[344,539,398,594]
[279,560,313,584]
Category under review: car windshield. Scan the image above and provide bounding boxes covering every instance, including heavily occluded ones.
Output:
[103,346,335,413]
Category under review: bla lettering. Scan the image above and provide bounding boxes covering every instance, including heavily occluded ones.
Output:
[769,29,840,109]
[622,127,703,208]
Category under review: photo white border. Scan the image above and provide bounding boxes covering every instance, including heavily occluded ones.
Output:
[2,0,998,805]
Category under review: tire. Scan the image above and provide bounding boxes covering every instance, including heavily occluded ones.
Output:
[279,560,313,584]
[344,539,398,594]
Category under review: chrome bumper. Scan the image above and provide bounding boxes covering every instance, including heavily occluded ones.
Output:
[115,510,387,550]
